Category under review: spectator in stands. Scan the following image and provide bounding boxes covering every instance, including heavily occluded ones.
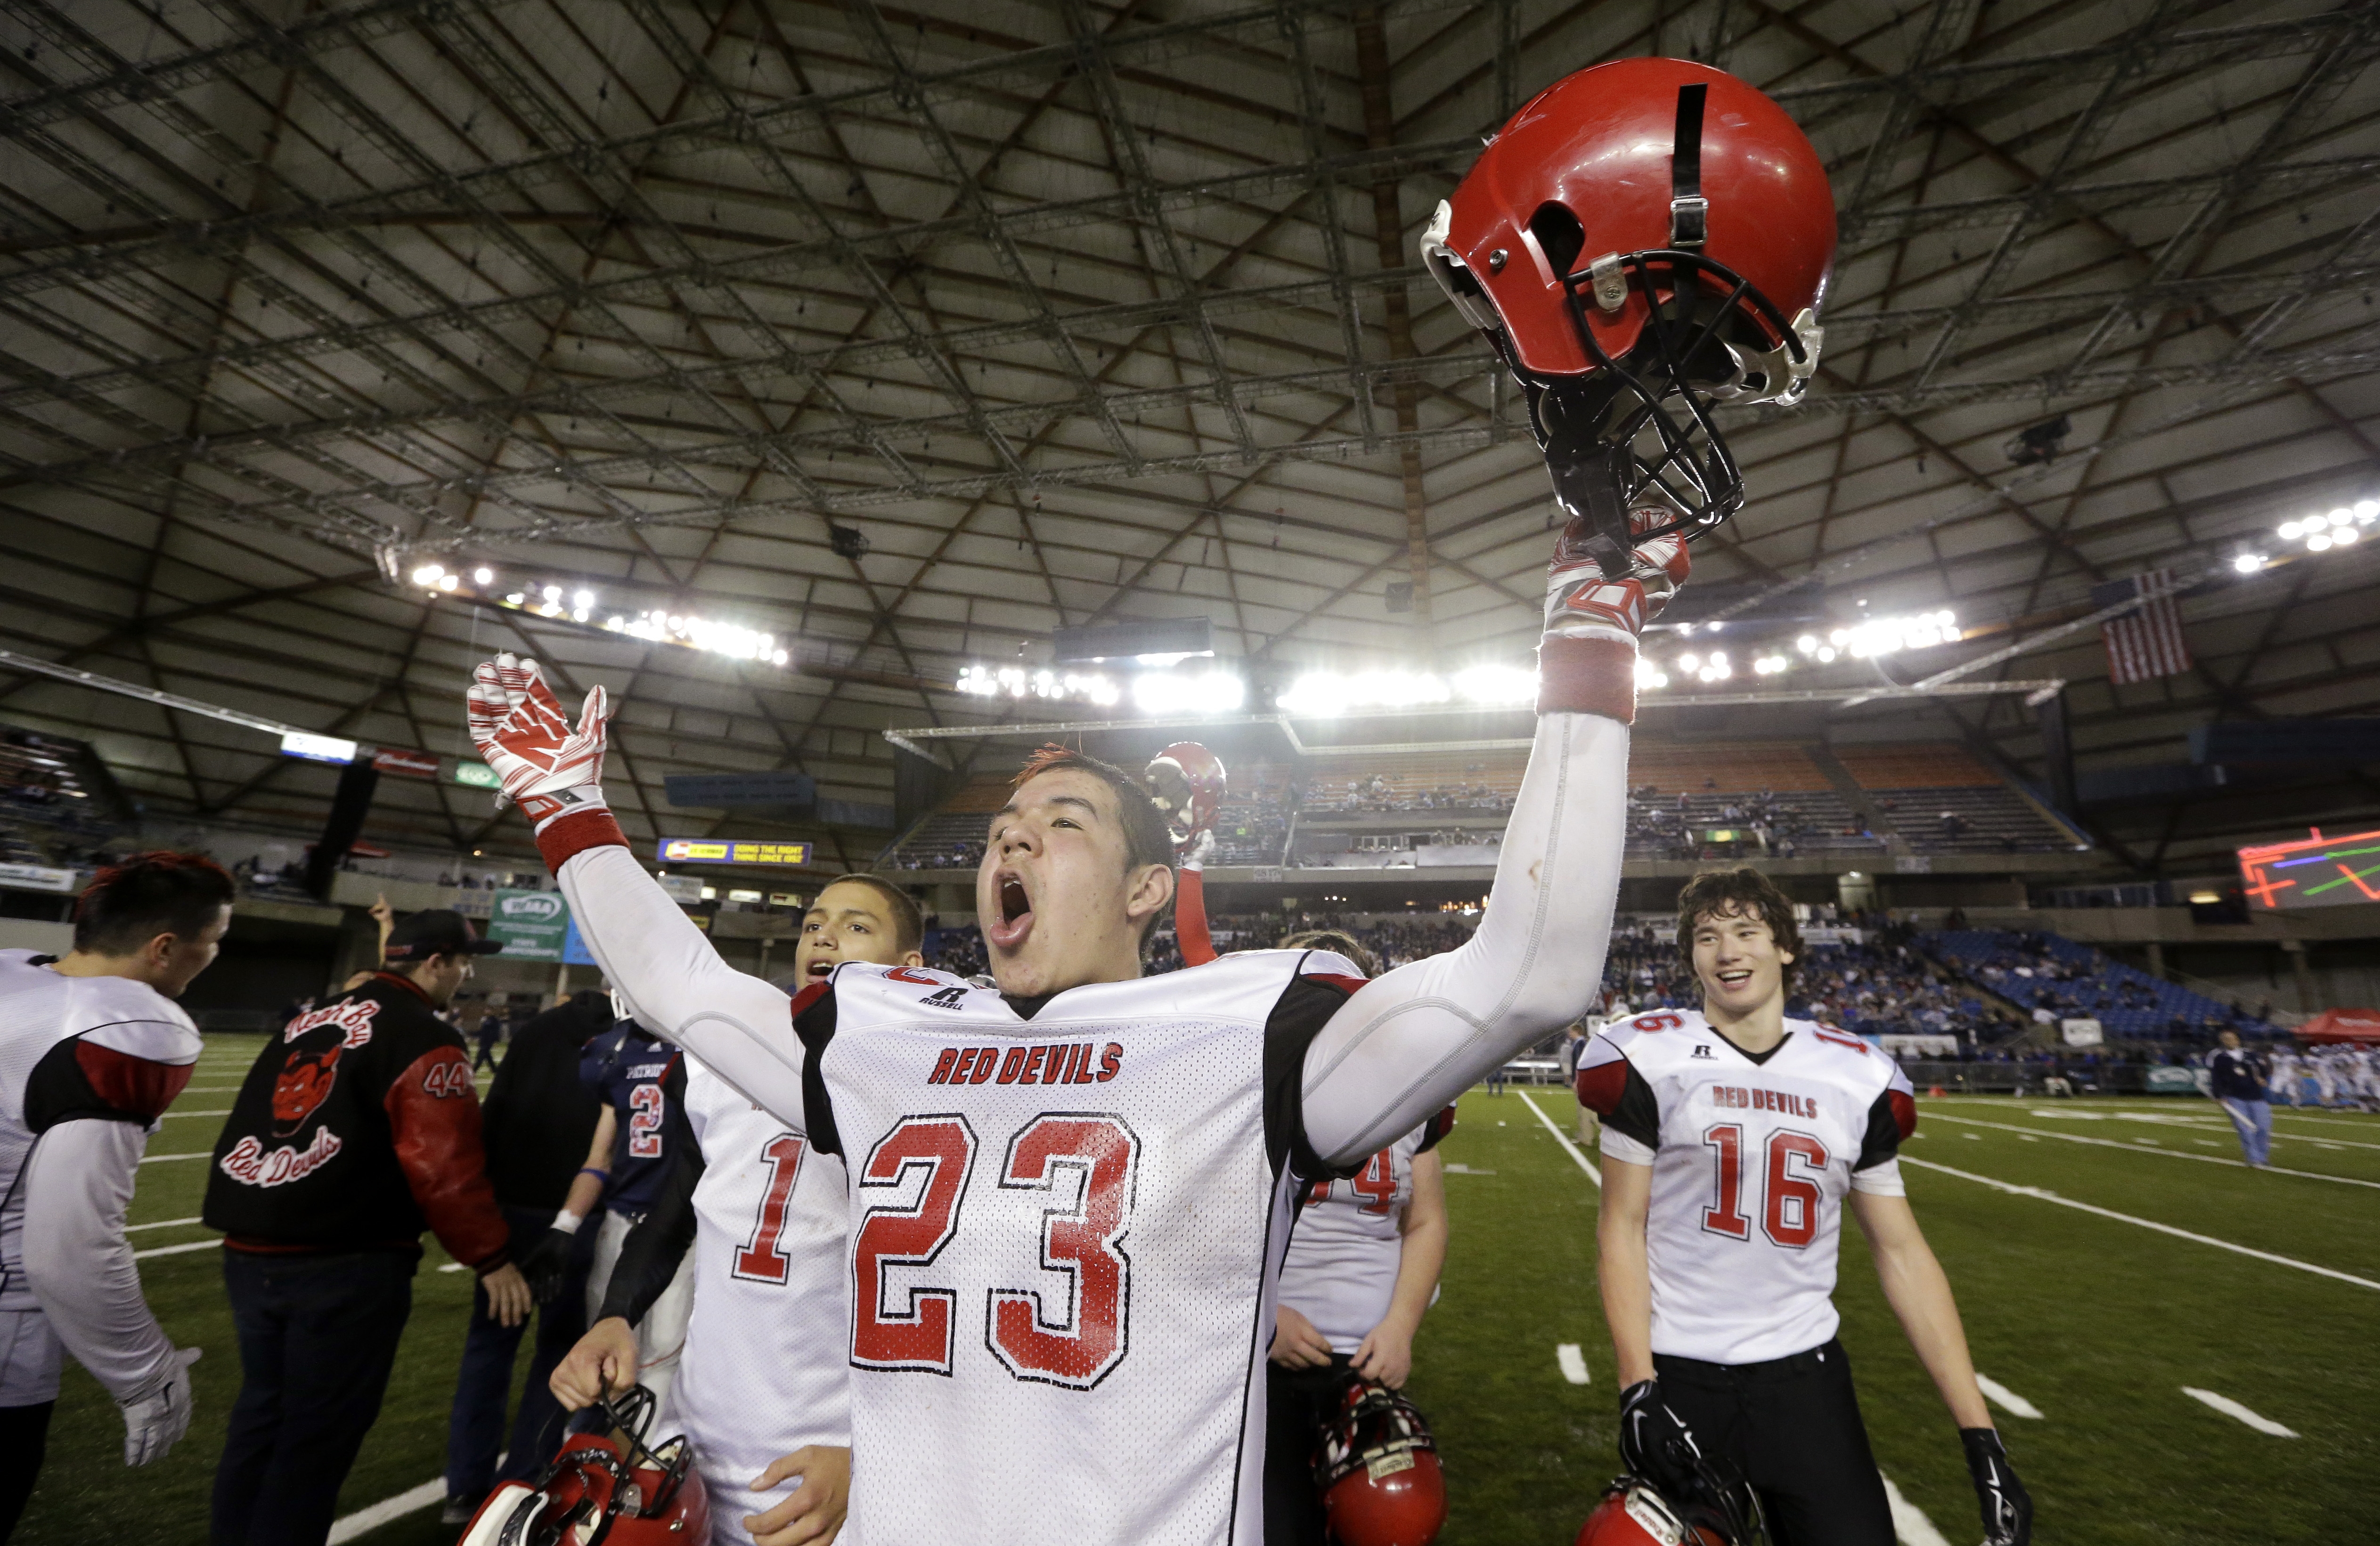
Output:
[441,988,611,1522]
[206,909,530,1546]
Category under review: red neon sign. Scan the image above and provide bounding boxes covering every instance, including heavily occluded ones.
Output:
[2237,827,2380,911]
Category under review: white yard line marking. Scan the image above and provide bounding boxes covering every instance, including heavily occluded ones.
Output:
[327,1476,447,1543]
[2266,1108,2380,1132]
[127,1216,203,1233]
[1442,1163,1499,1175]
[1974,1373,2042,1419]
[137,1152,211,1164]
[1922,1112,2380,1190]
[1557,1343,1591,1385]
[2181,1387,2297,1437]
[1516,1092,1601,1188]
[1901,1156,2380,1292]
[160,1109,231,1118]
[1878,1473,1951,1546]
[132,1239,220,1261]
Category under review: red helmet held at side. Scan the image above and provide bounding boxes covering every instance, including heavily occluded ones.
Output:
[1423,58,1837,576]
[1314,1379,1448,1546]
[457,1390,709,1546]
[1575,1478,1737,1546]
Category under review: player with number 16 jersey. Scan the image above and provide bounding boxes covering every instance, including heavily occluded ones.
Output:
[1577,1006,1912,1365]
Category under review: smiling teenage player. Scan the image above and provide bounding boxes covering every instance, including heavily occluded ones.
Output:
[1578,868,2030,1546]
[462,498,1675,1544]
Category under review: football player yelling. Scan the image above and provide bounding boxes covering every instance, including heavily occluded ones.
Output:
[1579,869,2030,1546]
[979,758,1176,999]
[465,482,1661,1546]
[453,49,1825,1545]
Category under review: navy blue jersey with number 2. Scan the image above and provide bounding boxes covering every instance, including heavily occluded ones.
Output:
[579,1020,682,1216]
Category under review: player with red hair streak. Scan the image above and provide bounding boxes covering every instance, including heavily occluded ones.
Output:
[0,852,233,1527]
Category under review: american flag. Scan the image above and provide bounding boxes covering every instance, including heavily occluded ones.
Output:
[2093,568,2193,685]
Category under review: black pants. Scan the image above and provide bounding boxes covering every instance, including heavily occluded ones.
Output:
[443,1204,594,1500]
[1652,1338,1894,1546]
[1265,1355,1354,1546]
[212,1249,417,1546]
[0,1401,54,1542]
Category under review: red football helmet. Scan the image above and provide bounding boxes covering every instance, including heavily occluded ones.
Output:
[458,1389,709,1546]
[1143,742,1227,854]
[1423,58,1836,575]
[1576,1479,1733,1546]
[1314,1379,1447,1546]
[1576,1474,1767,1546]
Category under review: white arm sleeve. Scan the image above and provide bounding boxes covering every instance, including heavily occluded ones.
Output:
[21,1120,175,1403]
[1300,711,1628,1167]
[554,844,809,1131]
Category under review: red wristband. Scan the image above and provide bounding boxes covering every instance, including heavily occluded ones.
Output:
[536,808,630,872]
[1537,636,1638,723]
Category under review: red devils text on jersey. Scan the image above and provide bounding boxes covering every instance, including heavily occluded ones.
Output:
[671,1058,850,1539]
[790,950,1360,1546]
[1277,1107,1454,1355]
[1577,1010,1915,1365]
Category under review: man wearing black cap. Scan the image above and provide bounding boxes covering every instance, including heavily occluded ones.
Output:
[204,909,530,1546]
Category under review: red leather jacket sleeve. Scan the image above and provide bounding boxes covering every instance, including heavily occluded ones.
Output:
[383,1047,512,1271]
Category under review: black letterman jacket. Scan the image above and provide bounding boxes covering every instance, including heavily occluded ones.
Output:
[203,972,512,1271]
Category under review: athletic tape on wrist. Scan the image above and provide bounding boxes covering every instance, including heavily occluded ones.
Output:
[1537,636,1638,722]
[535,805,630,871]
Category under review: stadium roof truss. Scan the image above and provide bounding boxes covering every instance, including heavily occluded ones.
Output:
[2,0,2377,875]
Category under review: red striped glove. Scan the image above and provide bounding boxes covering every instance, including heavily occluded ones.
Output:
[465,653,611,830]
[1546,506,1691,647]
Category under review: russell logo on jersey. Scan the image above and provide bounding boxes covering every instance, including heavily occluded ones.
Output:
[925,1041,1124,1086]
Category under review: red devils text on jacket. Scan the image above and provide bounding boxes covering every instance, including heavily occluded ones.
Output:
[203,973,510,1268]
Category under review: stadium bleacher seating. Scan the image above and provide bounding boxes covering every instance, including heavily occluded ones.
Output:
[1834,744,2079,854]
[879,776,1010,871]
[1922,928,2279,1039]
[1619,742,1879,859]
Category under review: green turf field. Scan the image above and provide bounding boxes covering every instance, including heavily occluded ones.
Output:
[14,1048,2377,1542]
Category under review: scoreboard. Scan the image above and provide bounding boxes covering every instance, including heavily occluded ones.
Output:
[2237,828,2380,911]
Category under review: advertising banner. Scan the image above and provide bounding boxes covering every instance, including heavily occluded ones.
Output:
[655,838,813,867]
[488,888,570,962]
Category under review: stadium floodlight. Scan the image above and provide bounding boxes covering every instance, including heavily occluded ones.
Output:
[1635,657,1669,690]
[612,609,792,667]
[439,574,458,592]
[956,664,1120,706]
[1451,665,1538,705]
[411,562,444,586]
[2233,553,2265,574]
[2278,501,2377,553]
[1275,667,1540,715]
[474,567,494,584]
[1828,609,1960,659]
[1795,635,1818,654]
[1131,669,1245,715]
[574,589,595,609]
[543,584,562,601]
[1754,654,1789,675]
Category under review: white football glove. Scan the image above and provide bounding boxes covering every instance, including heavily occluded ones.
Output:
[122,1345,200,1466]
[466,653,611,829]
[1544,506,1691,647]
